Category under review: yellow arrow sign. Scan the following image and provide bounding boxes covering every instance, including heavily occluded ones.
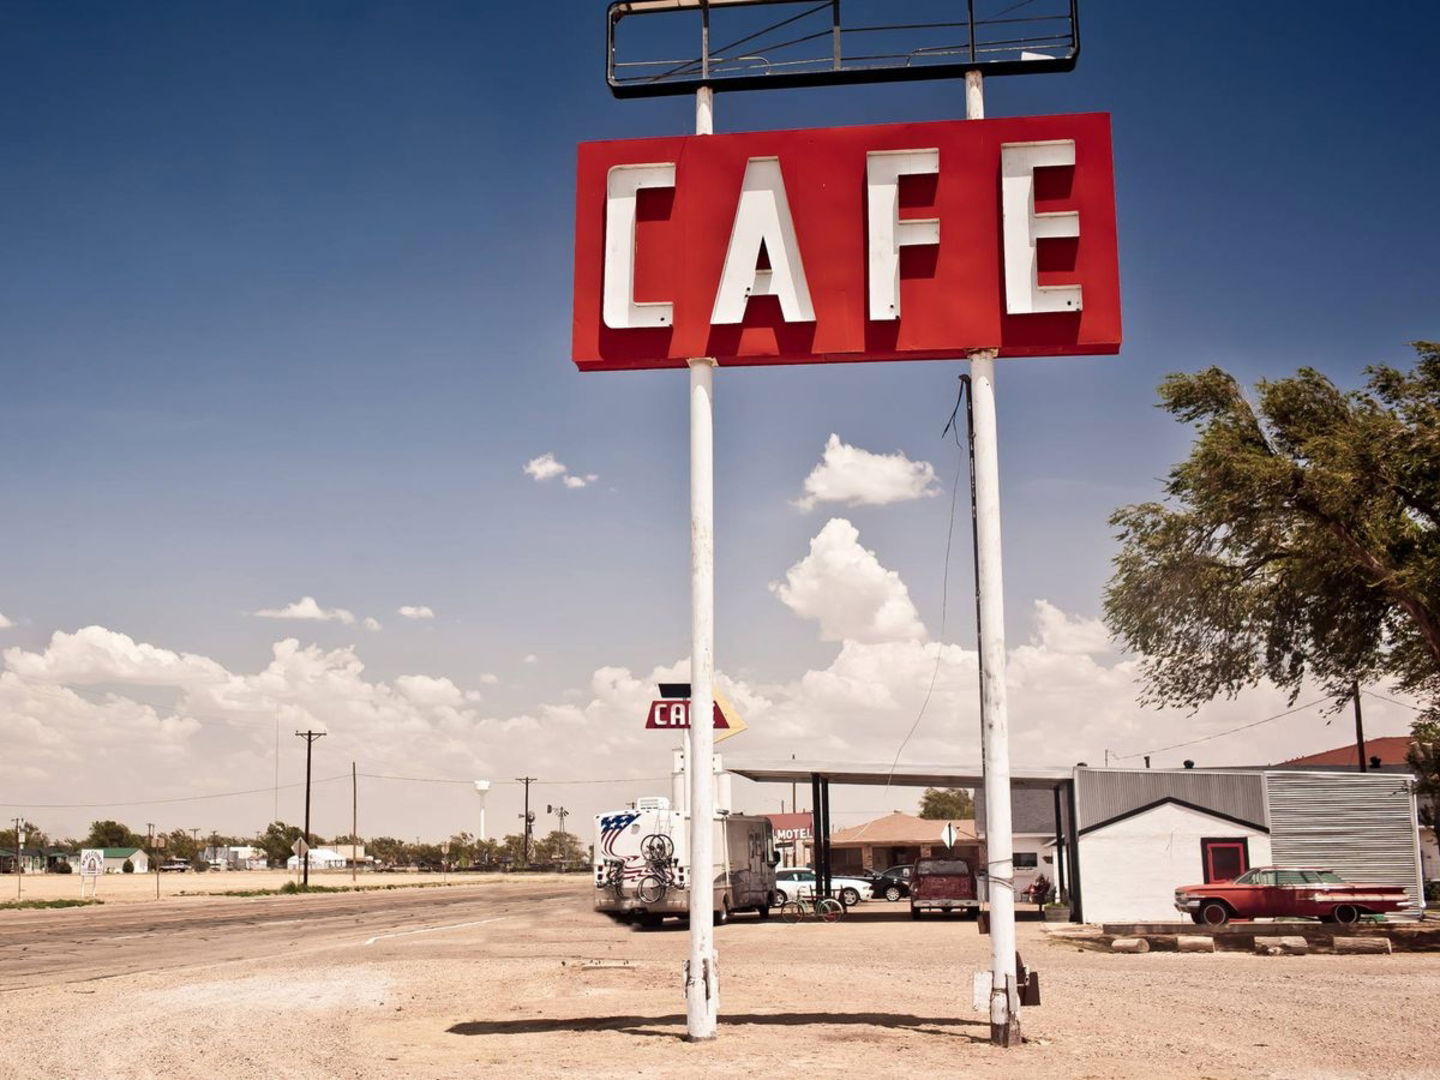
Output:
[713,685,747,743]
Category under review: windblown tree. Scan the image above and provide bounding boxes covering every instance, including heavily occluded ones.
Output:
[1105,343,1440,730]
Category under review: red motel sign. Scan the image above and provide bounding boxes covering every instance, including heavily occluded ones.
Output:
[573,113,1120,371]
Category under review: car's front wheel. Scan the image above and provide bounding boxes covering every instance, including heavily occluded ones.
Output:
[884,884,902,902]
[839,887,860,907]
[1199,900,1231,926]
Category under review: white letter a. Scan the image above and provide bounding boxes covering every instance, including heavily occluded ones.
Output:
[710,157,815,325]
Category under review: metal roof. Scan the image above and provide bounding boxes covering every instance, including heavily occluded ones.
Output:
[724,759,1073,789]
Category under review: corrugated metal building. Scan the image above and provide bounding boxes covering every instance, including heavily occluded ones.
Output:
[1070,767,1423,923]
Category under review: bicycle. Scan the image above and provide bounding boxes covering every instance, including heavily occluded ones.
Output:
[637,834,677,903]
[779,893,845,924]
[600,858,626,901]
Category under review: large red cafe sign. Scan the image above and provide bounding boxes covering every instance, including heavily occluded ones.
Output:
[572,113,1120,371]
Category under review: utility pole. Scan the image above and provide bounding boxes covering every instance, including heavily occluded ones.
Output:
[11,817,23,899]
[547,804,570,863]
[516,777,536,865]
[351,761,358,883]
[1352,680,1366,772]
[296,730,327,886]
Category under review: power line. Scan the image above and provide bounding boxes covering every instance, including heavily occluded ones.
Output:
[1112,697,1331,761]
[0,774,350,810]
[1361,689,1423,711]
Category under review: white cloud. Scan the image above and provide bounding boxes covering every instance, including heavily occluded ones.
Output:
[397,605,435,620]
[362,617,382,632]
[770,518,927,644]
[1029,600,1112,655]
[523,654,538,665]
[478,673,500,686]
[252,597,355,625]
[794,434,939,510]
[0,612,13,629]
[524,452,597,490]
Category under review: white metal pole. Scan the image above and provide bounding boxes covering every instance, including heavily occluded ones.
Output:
[966,67,1020,1048]
[687,355,718,1040]
[685,77,719,1046]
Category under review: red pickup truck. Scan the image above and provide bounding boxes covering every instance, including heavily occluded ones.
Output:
[1174,866,1409,926]
[909,857,980,918]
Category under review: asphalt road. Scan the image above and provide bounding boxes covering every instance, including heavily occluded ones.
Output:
[0,881,571,993]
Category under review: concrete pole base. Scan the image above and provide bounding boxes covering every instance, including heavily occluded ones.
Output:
[991,1019,1023,1048]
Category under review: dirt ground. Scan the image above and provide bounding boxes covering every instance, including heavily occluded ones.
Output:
[3,880,1437,1080]
[6,867,506,904]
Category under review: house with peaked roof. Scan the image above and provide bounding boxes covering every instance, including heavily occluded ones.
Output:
[829,811,978,874]
[1066,767,1422,923]
[100,848,148,873]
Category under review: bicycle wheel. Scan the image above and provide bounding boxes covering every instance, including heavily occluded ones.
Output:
[780,900,805,924]
[641,834,674,862]
[637,874,668,904]
[817,898,845,923]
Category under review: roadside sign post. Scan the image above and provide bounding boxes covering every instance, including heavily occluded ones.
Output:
[291,837,309,886]
[578,2,1107,1046]
[79,849,103,899]
[441,839,451,885]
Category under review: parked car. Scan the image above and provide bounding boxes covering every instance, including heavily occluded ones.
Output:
[774,867,873,907]
[910,857,979,918]
[159,859,190,872]
[875,864,914,902]
[1174,866,1410,926]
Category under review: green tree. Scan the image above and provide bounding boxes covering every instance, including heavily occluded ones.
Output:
[1104,345,1440,722]
[254,821,306,867]
[1407,721,1440,829]
[918,788,975,820]
[533,830,586,866]
[367,836,408,868]
[164,829,199,861]
[84,820,140,849]
[0,820,45,852]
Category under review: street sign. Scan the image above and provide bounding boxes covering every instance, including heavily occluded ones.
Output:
[441,840,451,856]
[291,838,310,857]
[79,850,103,877]
[573,114,1120,372]
[941,823,959,849]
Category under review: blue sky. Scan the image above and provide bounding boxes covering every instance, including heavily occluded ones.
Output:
[1,2,1435,841]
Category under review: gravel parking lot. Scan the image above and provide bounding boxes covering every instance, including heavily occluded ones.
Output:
[3,879,1436,1079]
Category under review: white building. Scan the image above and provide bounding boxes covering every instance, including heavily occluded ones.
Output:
[100,847,149,873]
[285,847,347,871]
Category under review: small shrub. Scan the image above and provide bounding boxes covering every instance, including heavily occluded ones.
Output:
[122,859,134,874]
[53,861,72,875]
[1425,880,1439,904]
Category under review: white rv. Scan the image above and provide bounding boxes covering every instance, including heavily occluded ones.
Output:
[594,796,778,926]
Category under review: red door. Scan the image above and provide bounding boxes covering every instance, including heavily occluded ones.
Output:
[1201,838,1249,883]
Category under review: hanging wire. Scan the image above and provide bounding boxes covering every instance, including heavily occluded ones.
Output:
[884,376,972,790]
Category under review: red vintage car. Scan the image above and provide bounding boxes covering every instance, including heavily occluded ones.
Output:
[1174,866,1409,926]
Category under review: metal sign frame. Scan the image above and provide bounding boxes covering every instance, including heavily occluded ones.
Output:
[607,0,1078,98]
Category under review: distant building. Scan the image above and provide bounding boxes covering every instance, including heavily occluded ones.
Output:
[100,848,148,873]
[285,847,347,871]
[828,812,978,874]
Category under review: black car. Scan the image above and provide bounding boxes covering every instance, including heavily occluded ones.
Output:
[874,863,914,901]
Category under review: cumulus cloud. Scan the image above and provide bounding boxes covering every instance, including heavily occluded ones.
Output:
[478,673,500,685]
[0,613,13,629]
[252,597,355,624]
[524,452,597,490]
[794,434,939,510]
[523,654,538,665]
[362,617,382,632]
[397,605,435,620]
[770,518,927,644]
[1031,600,1112,655]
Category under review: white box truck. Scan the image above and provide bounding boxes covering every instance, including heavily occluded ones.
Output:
[593,796,779,926]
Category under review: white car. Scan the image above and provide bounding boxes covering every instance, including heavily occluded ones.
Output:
[774,867,872,907]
